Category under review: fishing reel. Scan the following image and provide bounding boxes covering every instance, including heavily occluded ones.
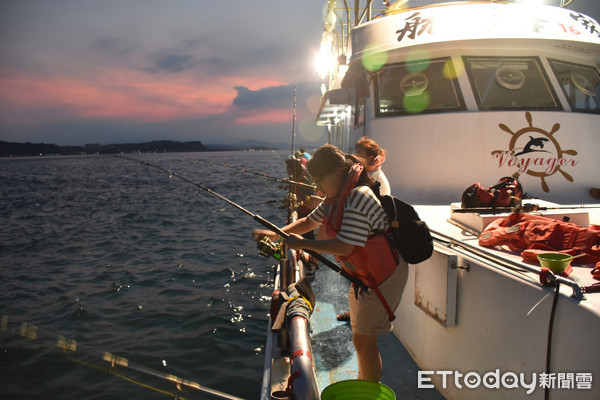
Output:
[257,237,284,260]
[280,193,313,210]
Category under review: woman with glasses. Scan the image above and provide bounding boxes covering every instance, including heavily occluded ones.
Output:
[252,144,408,383]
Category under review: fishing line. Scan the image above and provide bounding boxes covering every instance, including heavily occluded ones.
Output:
[118,155,368,290]
[239,199,282,207]
[196,159,315,189]
[1,316,244,400]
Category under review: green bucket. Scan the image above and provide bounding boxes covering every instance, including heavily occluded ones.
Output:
[537,252,573,274]
[321,380,396,400]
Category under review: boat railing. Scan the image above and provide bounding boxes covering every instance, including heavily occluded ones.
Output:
[430,228,584,299]
[261,210,320,400]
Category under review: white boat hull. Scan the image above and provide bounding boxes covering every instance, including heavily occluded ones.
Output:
[394,206,600,399]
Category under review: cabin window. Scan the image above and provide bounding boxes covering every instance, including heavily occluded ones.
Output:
[373,57,465,116]
[549,59,600,114]
[463,56,561,111]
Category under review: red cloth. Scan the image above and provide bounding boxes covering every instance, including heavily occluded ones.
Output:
[479,212,600,280]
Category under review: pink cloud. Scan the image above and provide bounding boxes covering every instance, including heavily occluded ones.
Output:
[0,68,241,122]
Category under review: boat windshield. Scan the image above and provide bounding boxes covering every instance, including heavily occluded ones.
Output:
[464,56,562,111]
[548,59,600,114]
[374,57,466,116]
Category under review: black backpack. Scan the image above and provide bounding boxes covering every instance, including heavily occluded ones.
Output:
[373,183,434,264]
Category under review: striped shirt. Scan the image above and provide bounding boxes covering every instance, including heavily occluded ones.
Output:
[308,185,389,246]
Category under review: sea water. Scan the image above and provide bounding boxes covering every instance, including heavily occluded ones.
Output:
[0,150,291,399]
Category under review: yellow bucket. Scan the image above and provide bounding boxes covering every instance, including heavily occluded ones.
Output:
[321,380,396,400]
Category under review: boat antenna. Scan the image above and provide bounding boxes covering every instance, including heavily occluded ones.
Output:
[118,155,368,291]
[290,85,297,158]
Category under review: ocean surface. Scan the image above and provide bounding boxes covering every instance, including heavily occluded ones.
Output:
[0,150,292,399]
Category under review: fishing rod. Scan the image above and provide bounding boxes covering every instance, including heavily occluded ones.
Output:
[196,159,315,189]
[452,203,600,214]
[1,316,244,400]
[290,85,297,159]
[197,159,316,218]
[118,155,368,291]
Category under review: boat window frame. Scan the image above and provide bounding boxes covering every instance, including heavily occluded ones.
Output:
[463,56,562,112]
[354,96,366,128]
[372,56,466,117]
[548,59,600,115]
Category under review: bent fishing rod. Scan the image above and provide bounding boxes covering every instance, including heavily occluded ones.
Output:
[196,159,315,189]
[118,155,367,290]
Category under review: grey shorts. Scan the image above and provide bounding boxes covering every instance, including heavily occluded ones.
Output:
[348,262,409,336]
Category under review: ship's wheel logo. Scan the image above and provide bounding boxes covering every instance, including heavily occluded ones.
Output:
[491,112,578,193]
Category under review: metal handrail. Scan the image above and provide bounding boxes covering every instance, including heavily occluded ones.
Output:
[430,228,583,299]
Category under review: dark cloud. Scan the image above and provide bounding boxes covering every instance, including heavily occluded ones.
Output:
[196,56,232,75]
[233,85,296,110]
[231,82,321,114]
[154,53,196,73]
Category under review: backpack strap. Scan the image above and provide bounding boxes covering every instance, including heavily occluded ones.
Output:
[367,276,396,322]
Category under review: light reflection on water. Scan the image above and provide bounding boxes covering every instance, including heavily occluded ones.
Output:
[0,150,289,399]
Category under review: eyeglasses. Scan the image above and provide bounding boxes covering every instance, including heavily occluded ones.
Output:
[314,171,335,186]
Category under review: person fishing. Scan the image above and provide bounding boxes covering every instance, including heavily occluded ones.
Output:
[285,156,318,223]
[294,147,312,166]
[252,144,408,383]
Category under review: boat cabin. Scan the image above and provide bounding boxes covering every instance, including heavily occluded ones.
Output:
[316,1,600,204]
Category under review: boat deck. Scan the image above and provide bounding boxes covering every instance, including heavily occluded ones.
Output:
[310,261,445,399]
[418,202,600,304]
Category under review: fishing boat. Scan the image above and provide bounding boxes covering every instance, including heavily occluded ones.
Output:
[262,1,600,399]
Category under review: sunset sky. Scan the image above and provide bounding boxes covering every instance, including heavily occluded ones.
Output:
[1,0,599,146]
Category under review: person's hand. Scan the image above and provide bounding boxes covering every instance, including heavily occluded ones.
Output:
[252,228,278,241]
[305,195,324,210]
[285,233,305,250]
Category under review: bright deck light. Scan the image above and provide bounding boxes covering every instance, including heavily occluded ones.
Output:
[519,0,546,6]
[316,31,333,79]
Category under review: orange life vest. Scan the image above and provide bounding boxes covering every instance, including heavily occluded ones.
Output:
[479,212,600,266]
[321,164,398,288]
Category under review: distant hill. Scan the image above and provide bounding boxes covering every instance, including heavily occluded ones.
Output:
[83,140,208,154]
[0,140,280,157]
